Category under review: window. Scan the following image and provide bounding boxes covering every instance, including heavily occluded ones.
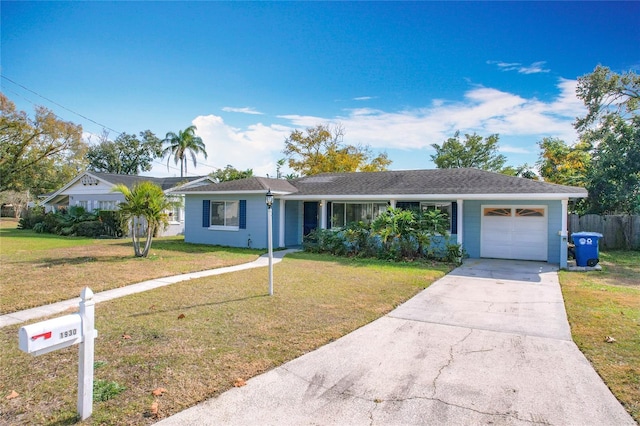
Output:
[331,202,388,228]
[210,201,239,229]
[421,202,453,232]
[98,201,117,211]
[516,208,544,217]
[484,207,512,217]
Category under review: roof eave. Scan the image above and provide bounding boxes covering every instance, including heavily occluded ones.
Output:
[282,192,588,201]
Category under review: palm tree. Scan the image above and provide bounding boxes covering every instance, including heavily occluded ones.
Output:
[112,181,179,257]
[162,125,208,177]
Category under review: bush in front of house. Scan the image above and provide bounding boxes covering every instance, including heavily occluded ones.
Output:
[303,207,464,263]
[17,206,128,238]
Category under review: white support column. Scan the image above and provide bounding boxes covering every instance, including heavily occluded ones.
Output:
[389,199,396,209]
[319,199,327,229]
[278,199,285,248]
[560,199,569,269]
[456,199,463,246]
[78,288,96,420]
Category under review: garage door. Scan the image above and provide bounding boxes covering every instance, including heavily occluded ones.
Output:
[481,206,548,261]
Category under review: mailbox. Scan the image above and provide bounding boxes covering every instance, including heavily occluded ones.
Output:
[19,314,83,356]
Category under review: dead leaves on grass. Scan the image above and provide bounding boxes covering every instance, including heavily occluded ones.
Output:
[605,335,617,343]
[233,378,246,387]
[152,387,167,396]
[5,390,19,400]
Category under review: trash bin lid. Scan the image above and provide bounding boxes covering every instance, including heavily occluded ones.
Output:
[572,231,603,238]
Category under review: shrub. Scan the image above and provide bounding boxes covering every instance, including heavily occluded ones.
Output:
[75,220,107,237]
[98,210,128,238]
[17,206,46,230]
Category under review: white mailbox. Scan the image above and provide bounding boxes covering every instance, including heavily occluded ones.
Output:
[19,313,83,356]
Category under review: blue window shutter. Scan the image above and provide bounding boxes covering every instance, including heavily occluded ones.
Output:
[326,202,332,228]
[451,202,458,234]
[202,200,210,227]
[239,200,247,229]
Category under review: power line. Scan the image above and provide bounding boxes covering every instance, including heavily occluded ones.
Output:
[1,75,122,135]
[1,75,220,178]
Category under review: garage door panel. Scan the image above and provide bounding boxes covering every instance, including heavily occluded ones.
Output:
[481,205,548,261]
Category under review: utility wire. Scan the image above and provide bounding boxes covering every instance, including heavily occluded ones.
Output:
[2,75,220,177]
[2,75,122,135]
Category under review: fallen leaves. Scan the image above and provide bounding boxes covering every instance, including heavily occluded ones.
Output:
[605,336,617,343]
[233,378,246,387]
[122,334,131,340]
[150,401,159,417]
[177,313,186,319]
[152,387,167,396]
[5,390,19,400]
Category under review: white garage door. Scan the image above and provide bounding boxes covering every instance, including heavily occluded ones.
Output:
[481,206,548,261]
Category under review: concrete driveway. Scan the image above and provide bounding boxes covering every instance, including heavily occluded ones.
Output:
[158,259,635,425]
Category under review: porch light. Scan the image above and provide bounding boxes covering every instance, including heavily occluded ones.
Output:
[265,189,274,207]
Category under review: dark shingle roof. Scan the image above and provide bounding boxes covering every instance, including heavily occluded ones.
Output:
[91,172,205,191]
[289,169,587,196]
[177,169,587,198]
[180,177,298,193]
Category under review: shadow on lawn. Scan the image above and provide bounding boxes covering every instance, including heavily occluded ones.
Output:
[128,294,266,318]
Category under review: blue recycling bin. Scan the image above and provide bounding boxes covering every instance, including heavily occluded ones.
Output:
[572,232,603,267]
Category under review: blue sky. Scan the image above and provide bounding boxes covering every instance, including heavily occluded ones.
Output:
[2,1,639,178]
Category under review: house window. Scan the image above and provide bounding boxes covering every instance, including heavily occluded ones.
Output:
[331,202,388,228]
[166,197,183,222]
[210,201,239,229]
[420,202,453,232]
[98,201,117,211]
[77,200,90,210]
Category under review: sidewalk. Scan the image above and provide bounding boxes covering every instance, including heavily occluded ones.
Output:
[0,249,298,329]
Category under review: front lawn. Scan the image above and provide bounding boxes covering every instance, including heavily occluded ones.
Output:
[0,252,451,424]
[0,219,262,313]
[559,250,640,423]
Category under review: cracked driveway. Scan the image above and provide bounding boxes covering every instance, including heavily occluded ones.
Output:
[157,259,635,425]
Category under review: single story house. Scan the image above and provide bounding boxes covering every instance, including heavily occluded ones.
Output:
[177,168,588,267]
[41,171,211,236]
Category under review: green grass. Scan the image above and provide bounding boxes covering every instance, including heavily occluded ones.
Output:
[559,250,640,423]
[0,220,263,313]
[0,252,451,425]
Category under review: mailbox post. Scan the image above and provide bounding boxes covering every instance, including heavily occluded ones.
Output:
[18,287,97,420]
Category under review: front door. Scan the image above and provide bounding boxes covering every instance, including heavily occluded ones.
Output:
[303,202,319,236]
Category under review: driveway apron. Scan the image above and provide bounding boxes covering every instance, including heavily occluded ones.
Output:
[158,259,635,426]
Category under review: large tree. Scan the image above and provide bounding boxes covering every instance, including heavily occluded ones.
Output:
[536,137,591,187]
[210,165,253,182]
[86,130,163,175]
[430,131,506,171]
[283,124,391,176]
[0,93,88,195]
[162,125,208,177]
[111,181,178,257]
[574,66,640,214]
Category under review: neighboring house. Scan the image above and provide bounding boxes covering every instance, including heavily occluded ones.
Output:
[177,168,588,268]
[176,169,587,267]
[41,171,211,236]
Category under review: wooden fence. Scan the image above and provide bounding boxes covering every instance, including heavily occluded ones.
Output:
[569,214,640,250]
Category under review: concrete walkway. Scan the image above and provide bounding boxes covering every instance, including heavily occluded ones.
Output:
[0,250,298,329]
[157,259,635,426]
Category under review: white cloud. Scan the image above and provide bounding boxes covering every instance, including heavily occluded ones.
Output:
[149,78,585,177]
[221,106,263,115]
[488,60,550,74]
[190,115,292,176]
[352,96,376,101]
